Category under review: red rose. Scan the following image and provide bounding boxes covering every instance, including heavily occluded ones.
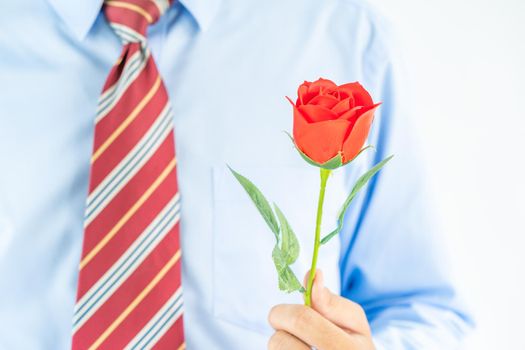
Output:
[288,78,380,167]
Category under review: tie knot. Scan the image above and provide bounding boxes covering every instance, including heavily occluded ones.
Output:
[104,0,172,43]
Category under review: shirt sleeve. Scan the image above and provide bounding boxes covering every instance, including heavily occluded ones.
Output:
[337,7,474,349]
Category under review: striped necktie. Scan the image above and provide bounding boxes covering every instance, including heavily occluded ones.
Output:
[72,1,184,349]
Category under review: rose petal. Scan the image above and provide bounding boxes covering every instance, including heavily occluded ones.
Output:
[298,104,338,123]
[308,78,338,95]
[300,91,319,105]
[338,82,374,107]
[308,95,340,109]
[341,106,378,162]
[338,106,364,122]
[327,89,340,99]
[288,97,310,138]
[295,119,351,164]
[297,83,310,105]
[339,103,380,122]
[331,97,351,115]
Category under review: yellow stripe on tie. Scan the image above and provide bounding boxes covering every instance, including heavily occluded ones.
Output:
[92,76,161,163]
[177,342,186,350]
[79,158,177,270]
[88,250,181,350]
[106,1,154,23]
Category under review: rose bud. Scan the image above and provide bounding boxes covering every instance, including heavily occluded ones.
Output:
[288,78,380,168]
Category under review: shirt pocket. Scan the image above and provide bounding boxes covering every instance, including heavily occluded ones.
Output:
[211,165,344,333]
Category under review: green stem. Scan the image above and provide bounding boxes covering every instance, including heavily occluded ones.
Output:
[304,168,331,306]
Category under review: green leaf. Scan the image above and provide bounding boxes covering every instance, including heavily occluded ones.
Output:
[228,166,280,238]
[273,204,299,265]
[229,166,304,294]
[279,267,305,293]
[285,132,344,170]
[272,245,304,293]
[320,155,394,245]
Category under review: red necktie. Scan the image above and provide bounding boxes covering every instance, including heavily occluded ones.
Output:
[72,1,184,349]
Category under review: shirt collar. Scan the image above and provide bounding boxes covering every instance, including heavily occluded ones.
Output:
[47,0,221,41]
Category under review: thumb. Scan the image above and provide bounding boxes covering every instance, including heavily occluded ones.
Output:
[309,269,336,316]
[306,269,371,336]
[308,269,330,311]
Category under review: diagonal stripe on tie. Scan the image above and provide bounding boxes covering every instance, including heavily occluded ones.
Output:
[88,250,181,350]
[73,195,181,331]
[81,157,176,269]
[73,1,184,349]
[84,104,174,227]
[92,76,162,163]
[124,288,184,350]
[96,49,149,122]
[78,134,178,293]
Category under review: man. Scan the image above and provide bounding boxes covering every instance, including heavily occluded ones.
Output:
[0,0,472,348]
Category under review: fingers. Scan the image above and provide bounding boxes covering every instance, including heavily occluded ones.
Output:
[268,270,373,349]
[268,330,310,350]
[308,270,371,336]
[268,304,353,349]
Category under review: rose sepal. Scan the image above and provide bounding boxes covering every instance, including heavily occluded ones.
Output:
[285,131,374,170]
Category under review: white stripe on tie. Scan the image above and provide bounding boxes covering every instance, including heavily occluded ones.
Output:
[139,300,183,349]
[96,50,148,123]
[73,194,181,333]
[110,23,147,44]
[124,288,183,350]
[84,104,173,227]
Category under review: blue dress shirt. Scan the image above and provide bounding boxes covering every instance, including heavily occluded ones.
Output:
[0,0,472,348]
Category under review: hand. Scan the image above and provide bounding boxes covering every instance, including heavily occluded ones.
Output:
[268,270,375,350]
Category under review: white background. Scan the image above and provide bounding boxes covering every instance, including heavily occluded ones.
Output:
[366,0,525,348]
